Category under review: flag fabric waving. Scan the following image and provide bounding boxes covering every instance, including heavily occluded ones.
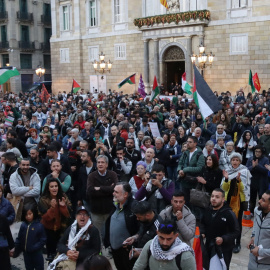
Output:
[181,72,192,95]
[71,79,81,94]
[160,0,168,9]
[118,73,136,88]
[150,76,160,101]
[138,74,146,98]
[253,72,261,92]
[40,84,50,103]
[193,65,222,119]
[0,67,20,85]
[249,70,256,93]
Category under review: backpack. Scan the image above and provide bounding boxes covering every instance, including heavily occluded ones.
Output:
[145,246,182,270]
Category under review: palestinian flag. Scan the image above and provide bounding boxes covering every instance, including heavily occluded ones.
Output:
[181,72,192,95]
[249,70,256,93]
[193,65,222,119]
[150,76,160,102]
[253,72,261,92]
[118,73,136,88]
[160,0,168,9]
[0,67,20,85]
[71,79,81,94]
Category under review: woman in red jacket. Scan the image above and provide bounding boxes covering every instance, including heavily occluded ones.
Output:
[38,178,72,262]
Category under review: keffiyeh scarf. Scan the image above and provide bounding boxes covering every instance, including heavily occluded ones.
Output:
[150,235,194,261]
[48,219,91,270]
[215,131,226,141]
[146,177,166,199]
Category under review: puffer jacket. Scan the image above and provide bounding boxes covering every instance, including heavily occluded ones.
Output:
[159,205,196,246]
[250,207,270,266]
[15,220,46,253]
[9,167,41,203]
[0,197,15,225]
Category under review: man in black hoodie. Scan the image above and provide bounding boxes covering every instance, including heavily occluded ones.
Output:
[200,188,240,269]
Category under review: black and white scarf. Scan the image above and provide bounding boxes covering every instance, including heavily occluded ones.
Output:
[150,235,194,261]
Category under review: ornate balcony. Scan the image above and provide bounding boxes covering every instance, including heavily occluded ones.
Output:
[40,42,50,52]
[134,10,210,29]
[17,12,33,23]
[41,15,51,26]
[19,41,35,52]
[0,11,8,23]
[0,41,9,52]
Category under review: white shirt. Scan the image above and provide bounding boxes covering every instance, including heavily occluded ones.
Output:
[189,148,197,162]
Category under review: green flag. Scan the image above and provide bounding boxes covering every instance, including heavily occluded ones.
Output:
[249,70,255,93]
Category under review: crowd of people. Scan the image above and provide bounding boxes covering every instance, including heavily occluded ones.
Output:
[0,86,270,270]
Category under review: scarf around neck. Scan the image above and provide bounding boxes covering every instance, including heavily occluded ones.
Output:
[150,235,194,261]
[48,219,91,270]
[215,130,226,141]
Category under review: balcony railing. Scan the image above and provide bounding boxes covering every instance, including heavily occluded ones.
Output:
[0,11,8,22]
[41,15,51,26]
[17,12,33,23]
[41,42,50,52]
[134,10,210,28]
[0,41,9,51]
[19,41,35,51]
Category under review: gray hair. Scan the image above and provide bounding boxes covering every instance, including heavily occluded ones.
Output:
[155,137,164,144]
[96,155,109,164]
[205,140,214,147]
[71,128,79,134]
[142,136,152,144]
[230,152,242,163]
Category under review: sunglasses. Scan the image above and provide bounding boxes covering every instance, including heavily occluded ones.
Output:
[159,224,173,229]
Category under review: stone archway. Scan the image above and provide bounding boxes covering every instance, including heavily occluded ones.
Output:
[160,44,186,91]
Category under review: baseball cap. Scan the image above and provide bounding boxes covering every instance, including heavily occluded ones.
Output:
[76,206,90,216]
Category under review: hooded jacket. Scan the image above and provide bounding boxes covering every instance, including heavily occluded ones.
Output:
[9,167,40,203]
[159,205,196,246]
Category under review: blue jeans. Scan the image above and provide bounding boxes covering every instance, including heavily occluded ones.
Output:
[23,250,44,270]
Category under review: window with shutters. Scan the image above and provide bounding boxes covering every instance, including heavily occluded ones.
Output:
[1,25,7,43]
[60,48,70,63]
[43,55,51,70]
[231,0,247,8]
[114,0,121,23]
[0,0,5,13]
[21,25,29,42]
[230,34,248,55]
[63,5,69,31]
[114,44,126,60]
[20,0,27,13]
[88,46,99,62]
[20,54,32,69]
[89,0,97,27]
[2,54,9,66]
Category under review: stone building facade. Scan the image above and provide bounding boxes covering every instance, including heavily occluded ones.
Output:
[0,0,52,93]
[50,0,270,94]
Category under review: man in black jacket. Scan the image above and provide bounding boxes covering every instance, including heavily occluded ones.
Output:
[40,144,71,180]
[154,137,170,170]
[122,201,163,260]
[200,188,240,269]
[6,130,28,158]
[77,150,96,211]
[56,206,100,268]
[104,182,139,270]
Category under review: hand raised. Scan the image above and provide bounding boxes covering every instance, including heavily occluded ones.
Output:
[51,199,57,208]
[59,197,66,207]
[222,170,229,179]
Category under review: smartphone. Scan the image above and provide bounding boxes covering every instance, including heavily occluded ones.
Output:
[129,246,134,260]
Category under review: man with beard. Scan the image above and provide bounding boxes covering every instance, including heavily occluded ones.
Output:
[248,190,270,270]
[77,150,96,212]
[29,148,44,178]
[200,188,240,269]
[124,138,142,176]
[104,182,139,270]
[133,220,196,270]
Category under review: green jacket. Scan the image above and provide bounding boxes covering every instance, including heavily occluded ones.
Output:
[133,240,196,270]
[177,148,205,176]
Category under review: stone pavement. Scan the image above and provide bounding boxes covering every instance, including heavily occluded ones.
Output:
[10,222,252,270]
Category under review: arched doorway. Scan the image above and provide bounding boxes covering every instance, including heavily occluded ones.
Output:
[163,46,185,91]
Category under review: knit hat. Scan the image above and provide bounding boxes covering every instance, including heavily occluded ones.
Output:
[230,152,242,163]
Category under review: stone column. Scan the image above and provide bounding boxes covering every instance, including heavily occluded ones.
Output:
[186,36,192,84]
[144,39,150,93]
[153,39,159,83]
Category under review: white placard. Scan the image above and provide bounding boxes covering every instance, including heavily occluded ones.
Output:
[149,122,161,138]
[89,75,98,93]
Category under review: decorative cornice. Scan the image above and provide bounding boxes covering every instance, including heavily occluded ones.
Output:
[134,10,210,29]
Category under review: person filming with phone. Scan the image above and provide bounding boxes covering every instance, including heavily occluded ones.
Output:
[135,164,175,214]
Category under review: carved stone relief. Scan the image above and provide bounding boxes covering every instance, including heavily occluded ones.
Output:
[163,46,185,60]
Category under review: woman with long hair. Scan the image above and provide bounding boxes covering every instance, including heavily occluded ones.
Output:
[38,178,72,261]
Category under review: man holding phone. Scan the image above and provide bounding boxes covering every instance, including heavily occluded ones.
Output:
[135,164,175,214]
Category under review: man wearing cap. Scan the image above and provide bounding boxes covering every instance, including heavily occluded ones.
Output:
[53,206,100,269]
